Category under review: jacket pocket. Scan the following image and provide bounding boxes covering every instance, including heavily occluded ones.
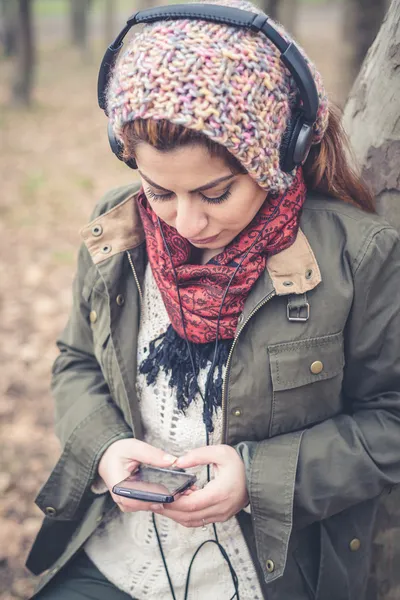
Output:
[268,332,344,437]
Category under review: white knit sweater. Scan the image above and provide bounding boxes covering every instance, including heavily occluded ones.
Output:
[85,263,263,600]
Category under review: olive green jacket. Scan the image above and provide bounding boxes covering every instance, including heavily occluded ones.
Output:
[27,184,400,600]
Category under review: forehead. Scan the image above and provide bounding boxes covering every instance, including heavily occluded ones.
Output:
[134,142,232,189]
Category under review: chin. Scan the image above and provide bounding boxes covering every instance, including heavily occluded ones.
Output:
[190,238,225,249]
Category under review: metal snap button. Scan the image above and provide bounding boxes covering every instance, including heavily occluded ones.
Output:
[45,506,57,517]
[89,310,97,324]
[91,224,103,237]
[266,559,275,573]
[310,360,323,375]
[349,538,361,552]
[232,408,242,417]
[283,280,293,287]
[116,294,125,306]
[305,269,313,280]
[101,245,112,254]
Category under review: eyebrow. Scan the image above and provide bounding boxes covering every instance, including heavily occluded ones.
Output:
[138,171,235,194]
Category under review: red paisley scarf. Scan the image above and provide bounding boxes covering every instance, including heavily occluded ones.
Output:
[137,168,306,343]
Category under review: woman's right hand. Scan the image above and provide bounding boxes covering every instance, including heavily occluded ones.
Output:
[98,438,177,513]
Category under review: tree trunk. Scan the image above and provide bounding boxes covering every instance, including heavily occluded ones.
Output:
[254,0,278,20]
[136,0,162,10]
[343,0,400,229]
[268,0,279,20]
[70,0,91,54]
[1,0,17,57]
[105,0,117,44]
[278,0,299,36]
[12,0,34,106]
[343,1,400,595]
[342,0,387,96]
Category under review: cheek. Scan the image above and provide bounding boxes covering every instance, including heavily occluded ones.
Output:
[216,198,260,231]
[147,199,175,223]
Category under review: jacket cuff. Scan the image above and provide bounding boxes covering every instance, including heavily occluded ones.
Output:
[35,403,133,520]
[235,430,303,583]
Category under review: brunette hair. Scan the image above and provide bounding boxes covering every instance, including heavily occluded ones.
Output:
[122,103,375,213]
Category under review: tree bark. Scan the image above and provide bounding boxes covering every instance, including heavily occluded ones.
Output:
[343,1,400,595]
[1,0,17,57]
[343,0,400,229]
[342,0,388,95]
[12,0,34,106]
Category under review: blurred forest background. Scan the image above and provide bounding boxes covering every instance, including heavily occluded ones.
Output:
[0,0,396,598]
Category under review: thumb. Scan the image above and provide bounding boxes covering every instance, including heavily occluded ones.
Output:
[127,439,178,467]
[175,445,219,469]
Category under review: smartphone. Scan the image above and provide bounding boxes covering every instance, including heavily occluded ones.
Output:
[112,465,197,503]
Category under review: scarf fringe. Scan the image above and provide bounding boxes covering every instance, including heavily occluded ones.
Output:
[139,324,232,433]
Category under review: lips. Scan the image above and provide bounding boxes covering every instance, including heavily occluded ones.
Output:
[188,234,219,244]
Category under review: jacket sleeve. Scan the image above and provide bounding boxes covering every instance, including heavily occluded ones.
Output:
[235,225,400,582]
[35,239,133,522]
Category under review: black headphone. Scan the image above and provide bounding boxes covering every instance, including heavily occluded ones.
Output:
[98,3,319,173]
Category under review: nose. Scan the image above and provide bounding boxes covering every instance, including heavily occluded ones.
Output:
[174,198,208,240]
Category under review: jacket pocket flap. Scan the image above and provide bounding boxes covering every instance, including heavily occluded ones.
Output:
[268,331,344,391]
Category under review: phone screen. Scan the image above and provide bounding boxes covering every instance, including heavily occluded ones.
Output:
[115,466,195,497]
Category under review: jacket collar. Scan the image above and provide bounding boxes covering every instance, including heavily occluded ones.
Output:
[81,190,321,296]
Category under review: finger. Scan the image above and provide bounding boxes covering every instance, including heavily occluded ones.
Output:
[181,488,195,496]
[175,445,229,469]
[124,439,177,467]
[162,480,221,513]
[112,492,158,513]
[159,504,227,528]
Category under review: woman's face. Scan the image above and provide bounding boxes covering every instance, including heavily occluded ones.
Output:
[135,142,267,252]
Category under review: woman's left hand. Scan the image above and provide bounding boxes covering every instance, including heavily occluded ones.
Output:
[152,445,249,527]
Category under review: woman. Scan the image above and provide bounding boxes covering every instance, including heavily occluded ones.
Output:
[27,1,400,599]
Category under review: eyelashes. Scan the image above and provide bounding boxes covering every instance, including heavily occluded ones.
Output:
[145,187,232,205]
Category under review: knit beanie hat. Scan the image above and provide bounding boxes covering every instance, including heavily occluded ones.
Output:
[107,0,329,194]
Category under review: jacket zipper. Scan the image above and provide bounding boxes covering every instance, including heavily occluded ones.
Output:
[222,291,276,443]
[127,250,143,304]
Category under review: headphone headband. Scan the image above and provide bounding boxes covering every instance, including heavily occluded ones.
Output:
[98,3,319,124]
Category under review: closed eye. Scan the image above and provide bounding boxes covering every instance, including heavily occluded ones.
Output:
[145,186,232,205]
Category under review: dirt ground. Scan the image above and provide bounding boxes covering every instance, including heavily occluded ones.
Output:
[0,4,348,598]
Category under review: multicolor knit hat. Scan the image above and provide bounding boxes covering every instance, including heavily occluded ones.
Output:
[107,0,329,194]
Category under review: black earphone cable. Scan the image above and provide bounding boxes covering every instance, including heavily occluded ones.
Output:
[152,188,290,599]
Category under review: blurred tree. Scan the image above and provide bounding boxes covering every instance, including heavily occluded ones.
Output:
[278,0,298,35]
[105,0,117,43]
[12,0,35,106]
[343,0,387,93]
[255,0,298,34]
[344,1,400,593]
[136,0,159,9]
[70,0,92,54]
[1,0,17,57]
[257,0,279,20]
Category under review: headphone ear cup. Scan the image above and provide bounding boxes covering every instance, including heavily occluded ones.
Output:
[280,111,314,173]
[280,111,305,173]
[107,121,138,169]
[279,116,296,173]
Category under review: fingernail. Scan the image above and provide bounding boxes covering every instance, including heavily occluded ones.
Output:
[163,454,177,463]
[151,504,163,511]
